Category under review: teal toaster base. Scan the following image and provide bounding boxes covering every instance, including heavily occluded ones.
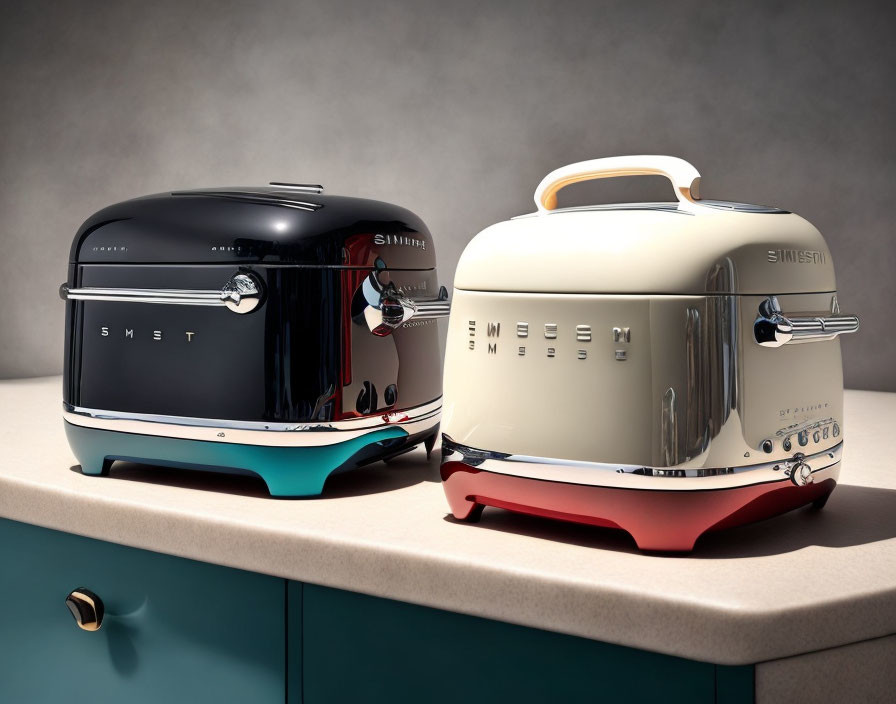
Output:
[64,421,411,497]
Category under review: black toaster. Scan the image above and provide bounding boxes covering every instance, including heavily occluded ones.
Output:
[60,184,449,496]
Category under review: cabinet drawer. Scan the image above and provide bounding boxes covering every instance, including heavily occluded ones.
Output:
[0,518,284,704]
[300,584,728,704]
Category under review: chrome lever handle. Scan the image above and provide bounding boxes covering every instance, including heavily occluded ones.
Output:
[754,296,859,347]
[60,273,263,314]
[360,273,450,336]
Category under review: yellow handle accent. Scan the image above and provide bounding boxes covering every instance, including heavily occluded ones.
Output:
[534,155,702,212]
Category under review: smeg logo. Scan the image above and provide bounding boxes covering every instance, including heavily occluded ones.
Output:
[373,234,427,250]
[767,249,826,264]
[99,326,197,342]
[465,320,632,361]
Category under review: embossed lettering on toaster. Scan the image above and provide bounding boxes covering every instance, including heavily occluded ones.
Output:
[767,249,826,264]
[373,234,427,250]
[466,319,628,360]
[99,326,196,342]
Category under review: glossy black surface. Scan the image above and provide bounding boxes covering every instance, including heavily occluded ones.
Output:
[71,187,435,268]
[64,266,441,422]
[63,187,443,424]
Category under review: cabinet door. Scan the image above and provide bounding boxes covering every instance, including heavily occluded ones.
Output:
[0,519,284,704]
[300,583,718,703]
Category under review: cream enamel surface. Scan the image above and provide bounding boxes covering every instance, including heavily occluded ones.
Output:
[453,204,836,295]
[442,290,846,467]
[0,376,894,665]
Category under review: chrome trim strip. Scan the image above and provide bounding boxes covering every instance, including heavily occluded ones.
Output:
[442,437,842,491]
[65,398,442,431]
[511,202,694,218]
[64,399,442,447]
[171,190,323,211]
[268,182,324,194]
[697,200,788,214]
[511,200,787,217]
[61,273,263,314]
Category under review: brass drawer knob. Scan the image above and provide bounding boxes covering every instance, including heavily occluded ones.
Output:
[65,588,104,631]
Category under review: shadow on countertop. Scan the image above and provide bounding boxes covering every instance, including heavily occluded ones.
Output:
[693,484,896,558]
[68,455,896,558]
[69,445,442,501]
[443,484,896,558]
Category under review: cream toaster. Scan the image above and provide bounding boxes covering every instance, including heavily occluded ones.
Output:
[440,155,859,551]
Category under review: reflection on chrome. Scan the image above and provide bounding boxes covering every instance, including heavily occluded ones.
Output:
[63,399,442,448]
[357,272,450,337]
[60,273,264,315]
[754,296,859,347]
[442,435,842,491]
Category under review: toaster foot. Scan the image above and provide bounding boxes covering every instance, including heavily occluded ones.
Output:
[811,491,834,510]
[444,491,485,523]
[423,431,438,460]
[79,457,114,477]
[441,461,838,552]
[64,421,410,497]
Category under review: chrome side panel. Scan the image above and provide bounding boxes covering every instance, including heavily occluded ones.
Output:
[64,398,442,448]
[442,436,842,491]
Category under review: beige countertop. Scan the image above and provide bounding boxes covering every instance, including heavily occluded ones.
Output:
[1,376,894,665]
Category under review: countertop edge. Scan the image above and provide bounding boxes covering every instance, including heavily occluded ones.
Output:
[2,470,893,666]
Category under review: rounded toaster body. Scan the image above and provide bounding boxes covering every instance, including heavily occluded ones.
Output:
[441,156,858,551]
[62,186,449,496]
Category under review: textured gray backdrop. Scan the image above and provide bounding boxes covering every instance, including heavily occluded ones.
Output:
[1,0,894,389]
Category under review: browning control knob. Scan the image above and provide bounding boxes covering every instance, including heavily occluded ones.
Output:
[790,455,813,487]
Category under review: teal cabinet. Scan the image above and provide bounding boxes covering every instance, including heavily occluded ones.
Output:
[0,518,753,703]
[0,519,285,704]
[299,584,753,704]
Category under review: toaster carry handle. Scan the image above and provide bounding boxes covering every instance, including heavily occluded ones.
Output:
[754,296,859,347]
[60,272,263,314]
[534,155,702,212]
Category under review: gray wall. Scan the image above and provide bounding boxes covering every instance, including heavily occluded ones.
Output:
[1,0,894,389]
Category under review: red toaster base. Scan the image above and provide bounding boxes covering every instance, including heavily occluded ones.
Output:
[441,462,837,552]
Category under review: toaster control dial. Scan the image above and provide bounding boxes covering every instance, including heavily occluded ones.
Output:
[777,453,813,487]
[791,459,813,486]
